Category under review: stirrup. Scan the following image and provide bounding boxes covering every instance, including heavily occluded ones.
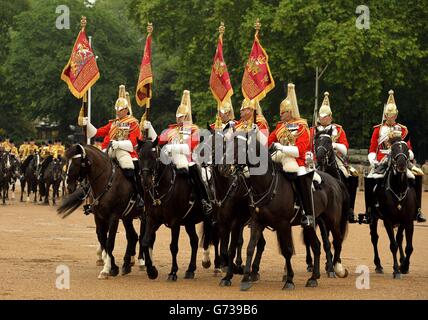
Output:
[83,204,93,215]
[135,194,145,208]
[416,210,426,223]
[301,214,315,229]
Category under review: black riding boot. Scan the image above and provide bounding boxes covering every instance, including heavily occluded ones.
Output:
[347,175,359,223]
[414,175,426,223]
[294,171,316,229]
[123,168,144,209]
[359,177,375,224]
[188,164,214,225]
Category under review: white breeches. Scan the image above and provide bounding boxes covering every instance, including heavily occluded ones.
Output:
[108,149,134,169]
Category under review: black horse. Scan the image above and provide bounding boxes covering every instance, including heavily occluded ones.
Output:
[370,138,417,278]
[0,151,13,204]
[137,138,212,281]
[20,153,40,203]
[42,158,63,205]
[58,144,144,279]
[198,127,265,286]
[229,130,349,290]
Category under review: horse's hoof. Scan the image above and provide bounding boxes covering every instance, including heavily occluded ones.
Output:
[213,268,222,276]
[235,265,244,275]
[250,272,260,282]
[327,272,336,278]
[393,272,402,279]
[98,272,109,280]
[400,266,409,274]
[121,265,132,276]
[96,259,104,266]
[307,265,314,273]
[202,260,211,269]
[240,281,252,291]
[147,266,158,280]
[375,267,384,274]
[167,273,178,281]
[219,279,232,287]
[110,267,119,277]
[283,281,295,290]
[305,279,318,288]
[184,271,195,279]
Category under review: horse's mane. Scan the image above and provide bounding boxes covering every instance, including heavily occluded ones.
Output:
[65,143,107,160]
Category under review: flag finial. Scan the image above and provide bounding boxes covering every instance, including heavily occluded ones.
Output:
[254,18,261,31]
[80,16,87,31]
[147,22,153,34]
[219,22,225,35]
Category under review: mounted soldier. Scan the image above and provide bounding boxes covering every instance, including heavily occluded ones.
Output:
[268,83,316,229]
[210,97,237,133]
[310,92,359,223]
[80,84,144,208]
[144,90,215,222]
[361,90,426,223]
[19,138,29,160]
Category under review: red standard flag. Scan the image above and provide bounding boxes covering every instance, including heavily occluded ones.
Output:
[136,23,153,107]
[242,20,275,102]
[210,23,233,105]
[61,18,100,99]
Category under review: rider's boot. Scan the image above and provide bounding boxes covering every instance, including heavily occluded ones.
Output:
[188,164,215,226]
[414,175,426,223]
[123,169,145,209]
[294,171,316,229]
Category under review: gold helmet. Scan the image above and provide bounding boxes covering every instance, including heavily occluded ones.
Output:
[219,97,235,120]
[115,85,131,114]
[384,89,398,118]
[240,98,263,115]
[319,92,332,118]
[176,90,192,122]
[280,83,300,118]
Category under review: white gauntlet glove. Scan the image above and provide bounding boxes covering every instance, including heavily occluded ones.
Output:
[368,152,377,167]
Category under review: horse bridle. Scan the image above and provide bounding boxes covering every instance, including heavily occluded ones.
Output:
[316,134,336,167]
[390,140,408,173]
[69,144,92,183]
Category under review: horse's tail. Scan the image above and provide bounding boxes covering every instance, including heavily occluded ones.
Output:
[57,186,86,218]
[199,217,216,249]
[339,181,350,239]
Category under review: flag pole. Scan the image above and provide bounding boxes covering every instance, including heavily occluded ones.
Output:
[88,35,92,145]
[253,18,261,125]
[80,16,88,144]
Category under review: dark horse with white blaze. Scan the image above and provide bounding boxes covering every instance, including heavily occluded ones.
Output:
[57,144,144,279]
[198,127,265,286]
[313,128,357,275]
[137,138,212,281]
[370,138,417,278]
[229,130,350,290]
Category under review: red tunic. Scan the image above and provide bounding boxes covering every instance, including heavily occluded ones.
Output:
[369,122,411,161]
[95,116,141,159]
[268,119,310,166]
[158,123,200,160]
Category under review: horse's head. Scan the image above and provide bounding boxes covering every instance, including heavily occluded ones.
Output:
[64,144,92,193]
[314,128,334,168]
[390,139,409,174]
[137,137,159,190]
